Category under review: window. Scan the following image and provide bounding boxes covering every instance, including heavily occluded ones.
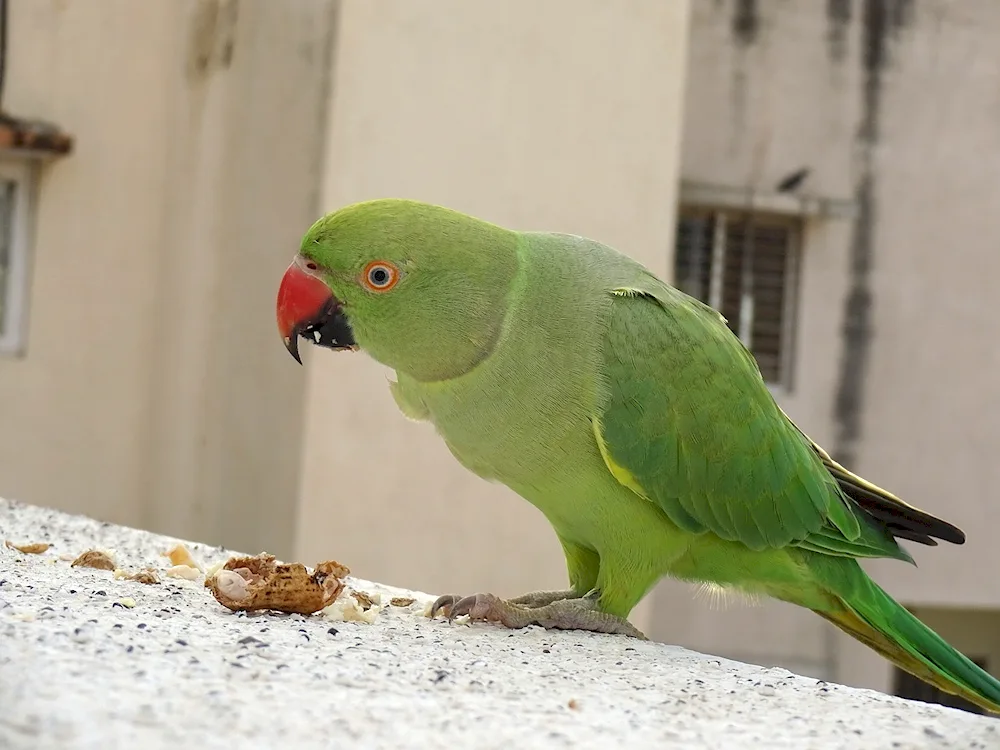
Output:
[893,660,989,715]
[0,158,34,356]
[673,208,802,389]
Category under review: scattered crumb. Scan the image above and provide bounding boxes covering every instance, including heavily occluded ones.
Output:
[5,540,50,554]
[203,559,227,581]
[71,549,116,571]
[323,594,379,625]
[206,553,349,615]
[352,591,376,610]
[165,565,202,581]
[117,597,137,609]
[390,596,416,608]
[114,568,160,585]
[162,544,202,571]
[568,699,579,710]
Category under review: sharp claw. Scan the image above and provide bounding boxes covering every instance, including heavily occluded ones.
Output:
[450,593,503,622]
[430,593,513,624]
[430,594,460,619]
[446,595,474,620]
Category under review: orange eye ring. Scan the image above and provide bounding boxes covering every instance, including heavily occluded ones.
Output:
[361,260,401,293]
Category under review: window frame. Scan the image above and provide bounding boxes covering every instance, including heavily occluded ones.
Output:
[0,157,36,356]
[673,205,803,393]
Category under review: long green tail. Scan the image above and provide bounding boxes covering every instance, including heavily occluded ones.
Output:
[812,562,1000,714]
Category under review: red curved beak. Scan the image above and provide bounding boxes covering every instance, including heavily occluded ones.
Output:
[276,257,336,364]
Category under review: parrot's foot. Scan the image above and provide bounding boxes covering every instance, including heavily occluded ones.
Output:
[431,588,575,615]
[429,592,647,639]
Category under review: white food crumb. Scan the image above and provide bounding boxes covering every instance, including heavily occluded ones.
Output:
[322,592,379,624]
[165,565,203,581]
[203,559,227,580]
[162,544,202,571]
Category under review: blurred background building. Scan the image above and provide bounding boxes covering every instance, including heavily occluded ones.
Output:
[1,0,998,713]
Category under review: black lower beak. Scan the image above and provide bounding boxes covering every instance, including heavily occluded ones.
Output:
[284,298,358,364]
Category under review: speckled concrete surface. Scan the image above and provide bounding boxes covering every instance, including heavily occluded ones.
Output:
[1,497,998,750]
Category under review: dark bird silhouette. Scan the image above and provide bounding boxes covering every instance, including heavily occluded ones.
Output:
[775,167,811,193]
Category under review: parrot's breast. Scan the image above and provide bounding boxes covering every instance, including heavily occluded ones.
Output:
[396,233,646,491]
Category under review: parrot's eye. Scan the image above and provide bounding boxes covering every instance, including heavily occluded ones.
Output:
[361,260,400,293]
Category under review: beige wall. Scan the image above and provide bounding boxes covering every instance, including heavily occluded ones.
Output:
[659,0,1000,694]
[836,0,1000,692]
[0,0,182,529]
[0,0,336,557]
[849,0,1000,610]
[294,0,692,632]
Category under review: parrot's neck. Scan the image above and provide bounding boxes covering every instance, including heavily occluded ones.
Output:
[388,232,616,488]
[362,225,522,384]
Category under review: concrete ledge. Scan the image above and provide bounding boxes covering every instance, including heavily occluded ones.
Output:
[1,497,997,749]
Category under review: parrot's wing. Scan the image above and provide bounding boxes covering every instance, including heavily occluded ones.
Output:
[593,279,961,559]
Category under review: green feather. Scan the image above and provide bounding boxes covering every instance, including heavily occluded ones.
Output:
[809,556,1000,713]
[598,282,862,554]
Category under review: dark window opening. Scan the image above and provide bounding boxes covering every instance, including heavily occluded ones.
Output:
[674,208,802,389]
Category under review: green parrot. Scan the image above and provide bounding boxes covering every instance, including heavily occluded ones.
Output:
[276,198,1000,713]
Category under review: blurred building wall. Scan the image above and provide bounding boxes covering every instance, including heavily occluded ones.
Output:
[0,0,336,557]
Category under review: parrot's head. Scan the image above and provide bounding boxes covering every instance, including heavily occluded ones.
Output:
[276,198,520,382]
